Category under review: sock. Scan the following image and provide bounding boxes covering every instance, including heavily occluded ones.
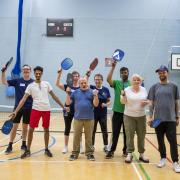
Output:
[9,142,13,147]
[22,141,26,146]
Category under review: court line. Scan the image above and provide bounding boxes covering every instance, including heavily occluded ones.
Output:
[0,138,21,155]
[132,163,143,180]
[145,137,172,163]
[0,159,157,164]
[0,136,9,142]
[0,136,56,162]
[0,137,22,148]
[133,153,151,180]
[0,133,22,147]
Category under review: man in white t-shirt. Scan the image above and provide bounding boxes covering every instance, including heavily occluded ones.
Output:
[10,66,66,159]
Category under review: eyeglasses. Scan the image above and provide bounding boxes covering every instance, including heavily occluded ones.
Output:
[94,79,102,81]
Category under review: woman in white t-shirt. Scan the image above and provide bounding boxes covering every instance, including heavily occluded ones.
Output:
[121,74,149,163]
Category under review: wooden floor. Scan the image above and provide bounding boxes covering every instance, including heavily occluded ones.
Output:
[0,113,180,180]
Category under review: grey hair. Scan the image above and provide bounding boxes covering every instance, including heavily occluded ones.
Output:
[79,77,87,83]
[131,74,142,81]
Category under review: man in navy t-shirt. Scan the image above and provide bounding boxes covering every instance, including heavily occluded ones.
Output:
[90,74,111,153]
[1,64,33,154]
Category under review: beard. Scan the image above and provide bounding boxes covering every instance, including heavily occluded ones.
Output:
[122,76,128,82]
[81,85,88,90]
[159,76,167,81]
[36,77,41,81]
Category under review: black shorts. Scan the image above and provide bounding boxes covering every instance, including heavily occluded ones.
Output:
[13,109,31,124]
[63,112,74,136]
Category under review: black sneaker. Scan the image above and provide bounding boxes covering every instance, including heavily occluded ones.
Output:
[122,151,128,157]
[21,144,27,151]
[105,151,114,159]
[87,154,95,161]
[5,146,12,155]
[139,156,149,163]
[45,149,53,157]
[69,154,78,161]
[21,150,31,159]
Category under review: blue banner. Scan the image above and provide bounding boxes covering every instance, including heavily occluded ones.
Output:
[11,0,23,79]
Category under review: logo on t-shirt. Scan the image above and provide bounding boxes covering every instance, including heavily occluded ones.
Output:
[20,83,25,87]
[102,92,107,98]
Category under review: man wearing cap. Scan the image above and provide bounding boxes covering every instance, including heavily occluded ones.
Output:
[1,64,34,154]
[147,65,180,173]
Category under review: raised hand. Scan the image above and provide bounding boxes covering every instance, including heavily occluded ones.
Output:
[93,89,99,97]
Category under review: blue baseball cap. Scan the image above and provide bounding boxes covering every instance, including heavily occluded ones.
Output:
[155,65,168,73]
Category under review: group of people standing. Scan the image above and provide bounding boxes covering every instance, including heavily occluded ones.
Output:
[1,60,180,173]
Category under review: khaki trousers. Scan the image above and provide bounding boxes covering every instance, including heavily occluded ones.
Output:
[72,119,94,156]
[124,115,146,153]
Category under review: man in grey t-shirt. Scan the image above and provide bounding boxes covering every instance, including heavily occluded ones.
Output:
[147,65,180,173]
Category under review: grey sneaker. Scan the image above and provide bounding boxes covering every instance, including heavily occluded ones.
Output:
[173,162,180,173]
[157,158,166,168]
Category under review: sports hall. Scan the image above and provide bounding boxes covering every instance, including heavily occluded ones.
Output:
[0,0,180,179]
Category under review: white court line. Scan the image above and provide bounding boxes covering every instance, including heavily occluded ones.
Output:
[0,133,21,143]
[0,136,9,142]
[0,105,13,108]
[0,159,157,165]
[132,163,143,180]
[0,138,21,155]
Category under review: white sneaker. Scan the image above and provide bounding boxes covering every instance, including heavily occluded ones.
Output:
[80,145,84,154]
[62,146,68,154]
[92,146,95,152]
[157,158,166,168]
[103,145,108,153]
[125,153,133,163]
[173,162,180,173]
[107,144,112,151]
[139,153,149,163]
